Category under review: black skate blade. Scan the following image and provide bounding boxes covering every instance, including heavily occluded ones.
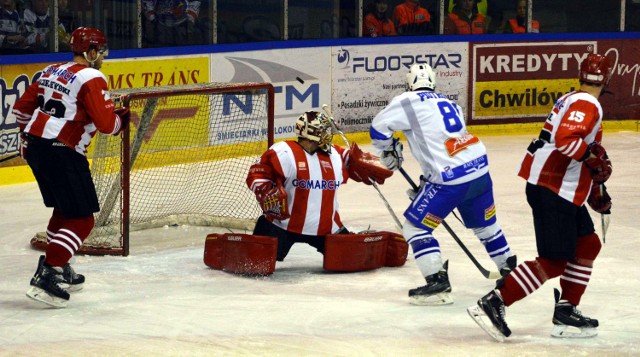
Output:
[26,286,68,308]
[467,305,506,342]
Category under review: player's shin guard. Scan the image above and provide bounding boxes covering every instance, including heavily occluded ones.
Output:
[404,229,443,277]
[559,233,602,305]
[473,223,513,270]
[45,215,94,267]
[498,257,565,306]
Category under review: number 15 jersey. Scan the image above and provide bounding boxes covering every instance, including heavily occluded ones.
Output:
[518,90,603,206]
[370,90,489,185]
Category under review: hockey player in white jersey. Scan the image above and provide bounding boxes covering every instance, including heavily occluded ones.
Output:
[369,63,516,305]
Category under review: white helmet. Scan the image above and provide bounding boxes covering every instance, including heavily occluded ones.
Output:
[406,63,436,91]
[295,111,333,152]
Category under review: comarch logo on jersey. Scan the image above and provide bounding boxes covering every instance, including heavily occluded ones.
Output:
[292,179,340,190]
[346,52,462,74]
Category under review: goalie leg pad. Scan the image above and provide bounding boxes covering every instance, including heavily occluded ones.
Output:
[323,232,388,272]
[204,233,277,275]
[382,231,409,267]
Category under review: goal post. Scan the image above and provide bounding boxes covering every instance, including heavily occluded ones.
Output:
[30,82,275,256]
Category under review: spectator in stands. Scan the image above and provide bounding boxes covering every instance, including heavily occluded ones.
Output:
[57,0,76,51]
[142,0,202,47]
[393,0,433,35]
[0,0,29,53]
[23,0,50,53]
[484,0,511,33]
[449,0,488,16]
[503,0,539,33]
[444,0,488,34]
[363,0,396,37]
[627,0,640,31]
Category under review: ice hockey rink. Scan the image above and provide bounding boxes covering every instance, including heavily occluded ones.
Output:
[0,132,638,356]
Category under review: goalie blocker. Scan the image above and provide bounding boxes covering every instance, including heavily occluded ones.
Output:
[204,231,408,275]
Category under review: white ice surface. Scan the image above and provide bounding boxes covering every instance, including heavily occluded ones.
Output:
[1,133,639,356]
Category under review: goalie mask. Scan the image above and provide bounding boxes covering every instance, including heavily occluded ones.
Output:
[295,111,333,152]
[579,53,612,86]
[406,63,436,91]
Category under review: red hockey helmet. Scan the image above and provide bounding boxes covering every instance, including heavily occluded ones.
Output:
[579,53,611,85]
[69,27,108,54]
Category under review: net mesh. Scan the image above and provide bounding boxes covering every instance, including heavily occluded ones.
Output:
[32,82,273,255]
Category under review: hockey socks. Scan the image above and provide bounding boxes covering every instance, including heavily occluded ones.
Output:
[45,215,94,267]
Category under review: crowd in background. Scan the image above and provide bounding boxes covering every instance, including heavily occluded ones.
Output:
[1,0,638,54]
[0,0,74,54]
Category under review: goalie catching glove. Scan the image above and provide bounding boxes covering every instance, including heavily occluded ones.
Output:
[587,183,611,214]
[381,137,404,171]
[256,184,290,221]
[583,142,612,184]
[347,142,393,185]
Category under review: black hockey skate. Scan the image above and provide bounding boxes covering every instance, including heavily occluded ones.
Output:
[62,261,85,292]
[26,257,70,308]
[551,288,598,338]
[409,260,453,305]
[32,255,84,292]
[467,290,511,342]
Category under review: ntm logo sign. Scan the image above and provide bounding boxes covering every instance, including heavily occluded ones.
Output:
[222,83,319,114]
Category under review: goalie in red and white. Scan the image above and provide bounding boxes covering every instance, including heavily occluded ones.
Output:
[240,110,404,272]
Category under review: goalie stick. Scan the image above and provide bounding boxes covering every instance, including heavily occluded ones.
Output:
[398,167,501,280]
[321,104,403,233]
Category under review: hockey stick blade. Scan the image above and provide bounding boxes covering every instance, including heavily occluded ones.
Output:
[398,167,501,280]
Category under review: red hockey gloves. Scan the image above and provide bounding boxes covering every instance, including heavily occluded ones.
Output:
[347,142,393,185]
[256,184,290,221]
[587,183,611,214]
[114,107,130,134]
[584,142,612,184]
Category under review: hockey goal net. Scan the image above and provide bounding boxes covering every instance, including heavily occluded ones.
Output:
[31,82,274,256]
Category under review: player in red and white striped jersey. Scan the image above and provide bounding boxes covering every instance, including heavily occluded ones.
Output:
[13,27,130,308]
[469,53,614,340]
[246,111,391,262]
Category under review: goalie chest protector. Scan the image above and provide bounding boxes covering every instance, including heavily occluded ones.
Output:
[204,233,277,275]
